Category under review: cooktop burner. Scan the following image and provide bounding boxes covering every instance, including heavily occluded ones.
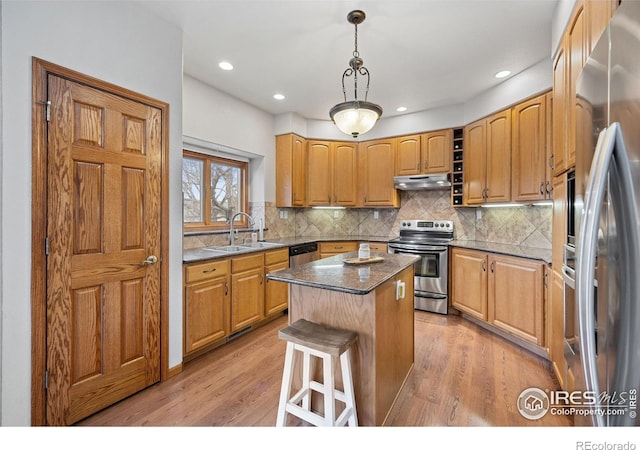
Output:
[391,219,455,245]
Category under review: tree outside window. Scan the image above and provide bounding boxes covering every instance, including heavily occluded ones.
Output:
[182,151,249,231]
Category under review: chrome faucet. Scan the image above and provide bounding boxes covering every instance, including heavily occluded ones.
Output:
[229,212,255,246]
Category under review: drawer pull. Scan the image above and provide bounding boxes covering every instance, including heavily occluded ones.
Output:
[202,268,217,274]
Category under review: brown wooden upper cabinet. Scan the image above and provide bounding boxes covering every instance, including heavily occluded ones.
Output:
[511,92,552,202]
[359,138,400,207]
[276,133,306,207]
[307,140,358,207]
[552,0,616,177]
[463,109,511,205]
[395,129,452,176]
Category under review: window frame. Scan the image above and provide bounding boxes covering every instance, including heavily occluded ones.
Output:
[182,150,249,232]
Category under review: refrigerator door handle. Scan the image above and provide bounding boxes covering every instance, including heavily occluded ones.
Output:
[577,125,614,426]
[576,122,640,426]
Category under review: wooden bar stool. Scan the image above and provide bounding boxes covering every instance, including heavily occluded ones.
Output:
[276,319,358,427]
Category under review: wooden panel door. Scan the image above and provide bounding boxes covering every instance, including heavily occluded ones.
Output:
[333,141,358,206]
[184,276,229,354]
[512,94,547,202]
[306,141,332,206]
[46,75,161,424]
[275,134,306,207]
[359,139,399,207]
[395,135,421,176]
[485,110,511,203]
[488,255,544,346]
[552,38,568,176]
[265,260,289,316]
[550,270,567,389]
[463,120,486,205]
[587,0,615,54]
[451,248,488,320]
[422,129,452,174]
[567,2,586,170]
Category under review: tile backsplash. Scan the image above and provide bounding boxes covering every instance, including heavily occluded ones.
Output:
[184,190,552,249]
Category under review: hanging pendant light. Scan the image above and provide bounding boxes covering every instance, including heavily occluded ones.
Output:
[329,10,383,138]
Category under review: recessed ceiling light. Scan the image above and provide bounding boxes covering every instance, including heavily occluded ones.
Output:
[218,61,234,71]
[396,106,408,112]
[495,70,511,79]
[273,93,285,100]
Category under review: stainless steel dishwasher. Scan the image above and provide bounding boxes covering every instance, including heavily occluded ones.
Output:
[288,242,319,268]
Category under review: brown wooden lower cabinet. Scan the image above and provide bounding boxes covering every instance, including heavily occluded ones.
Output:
[451,247,545,348]
[183,248,290,359]
[183,259,230,356]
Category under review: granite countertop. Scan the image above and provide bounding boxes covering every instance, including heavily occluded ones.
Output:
[265,251,420,295]
[449,240,552,265]
[182,235,392,263]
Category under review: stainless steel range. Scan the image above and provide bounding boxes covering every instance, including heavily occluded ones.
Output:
[388,220,454,314]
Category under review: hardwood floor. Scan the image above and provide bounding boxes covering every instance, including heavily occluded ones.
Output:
[77,311,571,427]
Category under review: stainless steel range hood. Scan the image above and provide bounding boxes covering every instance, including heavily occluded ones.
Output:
[393,174,451,191]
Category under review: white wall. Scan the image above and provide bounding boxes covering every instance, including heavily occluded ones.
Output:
[1,0,183,425]
[183,75,276,203]
[274,56,552,141]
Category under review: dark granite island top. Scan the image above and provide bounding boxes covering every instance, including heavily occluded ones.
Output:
[266,251,420,295]
[269,251,419,426]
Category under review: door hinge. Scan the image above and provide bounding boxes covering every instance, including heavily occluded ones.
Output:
[45,237,50,255]
[36,100,51,122]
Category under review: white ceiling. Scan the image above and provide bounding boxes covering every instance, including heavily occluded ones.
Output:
[135,0,558,121]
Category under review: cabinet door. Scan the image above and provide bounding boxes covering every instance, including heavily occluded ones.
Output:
[359,139,399,207]
[552,40,568,176]
[567,2,585,171]
[463,120,486,205]
[184,276,229,354]
[512,94,547,202]
[488,254,544,346]
[275,134,306,207]
[485,110,511,203]
[333,142,358,206]
[231,267,264,332]
[395,135,421,176]
[587,0,615,54]
[291,135,307,206]
[265,261,289,316]
[307,141,332,206]
[550,270,567,389]
[451,248,487,320]
[422,129,452,174]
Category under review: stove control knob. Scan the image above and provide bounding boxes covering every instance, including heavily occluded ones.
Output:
[446,223,450,227]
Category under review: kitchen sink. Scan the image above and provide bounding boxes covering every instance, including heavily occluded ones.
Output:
[210,245,247,252]
[239,242,283,249]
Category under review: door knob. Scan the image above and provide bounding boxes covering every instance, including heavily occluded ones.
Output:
[140,255,158,266]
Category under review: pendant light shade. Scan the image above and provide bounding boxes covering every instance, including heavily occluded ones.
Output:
[329,10,382,138]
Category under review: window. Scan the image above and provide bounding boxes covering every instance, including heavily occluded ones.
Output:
[182,150,249,231]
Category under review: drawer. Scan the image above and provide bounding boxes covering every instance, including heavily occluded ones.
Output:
[365,242,388,253]
[232,252,264,273]
[185,259,229,284]
[318,241,358,253]
[264,248,289,265]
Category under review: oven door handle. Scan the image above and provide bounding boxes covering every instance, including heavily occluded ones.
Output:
[389,245,448,253]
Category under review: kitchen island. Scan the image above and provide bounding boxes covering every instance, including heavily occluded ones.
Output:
[266,251,419,426]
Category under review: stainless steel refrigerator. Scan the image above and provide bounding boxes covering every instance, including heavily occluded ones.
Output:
[573,0,640,427]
